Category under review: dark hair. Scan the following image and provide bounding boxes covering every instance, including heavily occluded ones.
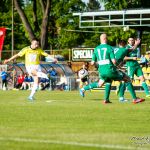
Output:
[31,38,39,42]
[119,40,126,46]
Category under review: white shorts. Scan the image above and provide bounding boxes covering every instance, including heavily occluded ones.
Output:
[26,65,42,75]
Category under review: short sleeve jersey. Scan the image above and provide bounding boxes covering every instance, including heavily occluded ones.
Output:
[125,44,140,67]
[92,44,115,73]
[113,47,128,66]
[18,46,48,66]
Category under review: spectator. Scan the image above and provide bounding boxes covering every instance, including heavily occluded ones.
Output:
[47,67,57,90]
[15,72,24,89]
[39,77,49,90]
[0,68,8,90]
[20,73,33,90]
[57,74,67,91]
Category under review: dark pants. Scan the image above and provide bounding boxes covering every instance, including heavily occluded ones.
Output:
[2,79,7,88]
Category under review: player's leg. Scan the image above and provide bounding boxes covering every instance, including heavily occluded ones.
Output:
[136,67,150,97]
[79,80,84,89]
[103,82,112,103]
[26,66,39,100]
[79,79,104,97]
[118,81,127,102]
[27,65,48,79]
[37,72,49,79]
[28,75,38,100]
[122,74,145,103]
[111,70,128,102]
[115,82,121,95]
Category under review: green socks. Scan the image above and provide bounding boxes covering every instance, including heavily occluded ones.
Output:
[126,82,136,100]
[119,82,126,98]
[83,82,98,91]
[105,83,111,101]
[142,82,149,95]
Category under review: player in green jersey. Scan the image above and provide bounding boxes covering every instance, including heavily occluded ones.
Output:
[79,34,144,104]
[106,39,140,102]
[125,37,150,98]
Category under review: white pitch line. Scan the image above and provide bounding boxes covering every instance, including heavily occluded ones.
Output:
[45,100,80,103]
[0,137,147,150]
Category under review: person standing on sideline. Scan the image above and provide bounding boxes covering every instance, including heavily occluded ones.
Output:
[4,38,57,100]
[125,37,150,98]
[79,34,144,104]
[0,68,8,90]
[47,67,57,90]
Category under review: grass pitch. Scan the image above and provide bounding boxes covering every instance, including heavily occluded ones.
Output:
[0,90,150,150]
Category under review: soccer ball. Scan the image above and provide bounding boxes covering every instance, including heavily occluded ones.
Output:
[78,69,88,79]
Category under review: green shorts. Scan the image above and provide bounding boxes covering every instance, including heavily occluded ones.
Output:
[99,69,125,83]
[127,65,143,79]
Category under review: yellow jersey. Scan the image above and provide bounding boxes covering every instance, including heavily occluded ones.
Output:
[18,46,48,66]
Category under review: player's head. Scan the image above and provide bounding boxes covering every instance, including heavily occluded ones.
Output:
[100,33,107,44]
[31,38,40,49]
[118,40,126,47]
[128,37,135,46]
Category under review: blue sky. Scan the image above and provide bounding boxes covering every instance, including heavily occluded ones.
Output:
[82,0,89,3]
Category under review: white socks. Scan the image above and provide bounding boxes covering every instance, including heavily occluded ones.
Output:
[30,84,38,98]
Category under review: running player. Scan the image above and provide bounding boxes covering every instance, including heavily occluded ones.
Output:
[78,64,89,88]
[125,37,150,98]
[79,34,144,104]
[4,38,57,100]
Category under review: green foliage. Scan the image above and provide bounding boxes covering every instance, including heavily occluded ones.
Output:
[106,27,136,46]
[53,0,86,49]
[1,0,150,53]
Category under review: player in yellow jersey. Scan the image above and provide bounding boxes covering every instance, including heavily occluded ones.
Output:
[4,38,57,100]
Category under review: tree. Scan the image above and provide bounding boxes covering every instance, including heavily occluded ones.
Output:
[14,0,51,49]
[51,0,86,49]
[101,0,150,11]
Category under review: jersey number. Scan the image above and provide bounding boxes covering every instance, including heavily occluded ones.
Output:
[98,48,107,60]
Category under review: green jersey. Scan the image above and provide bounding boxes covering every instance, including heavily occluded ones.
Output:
[113,47,128,66]
[92,44,115,74]
[126,44,140,67]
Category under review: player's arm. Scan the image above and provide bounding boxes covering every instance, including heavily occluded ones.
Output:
[3,54,20,64]
[111,59,116,65]
[110,46,116,65]
[40,50,58,63]
[127,39,141,52]
[47,55,58,63]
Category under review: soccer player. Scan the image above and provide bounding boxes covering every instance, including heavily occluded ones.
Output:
[113,39,141,102]
[78,64,89,88]
[125,37,150,98]
[79,34,144,104]
[4,38,57,100]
